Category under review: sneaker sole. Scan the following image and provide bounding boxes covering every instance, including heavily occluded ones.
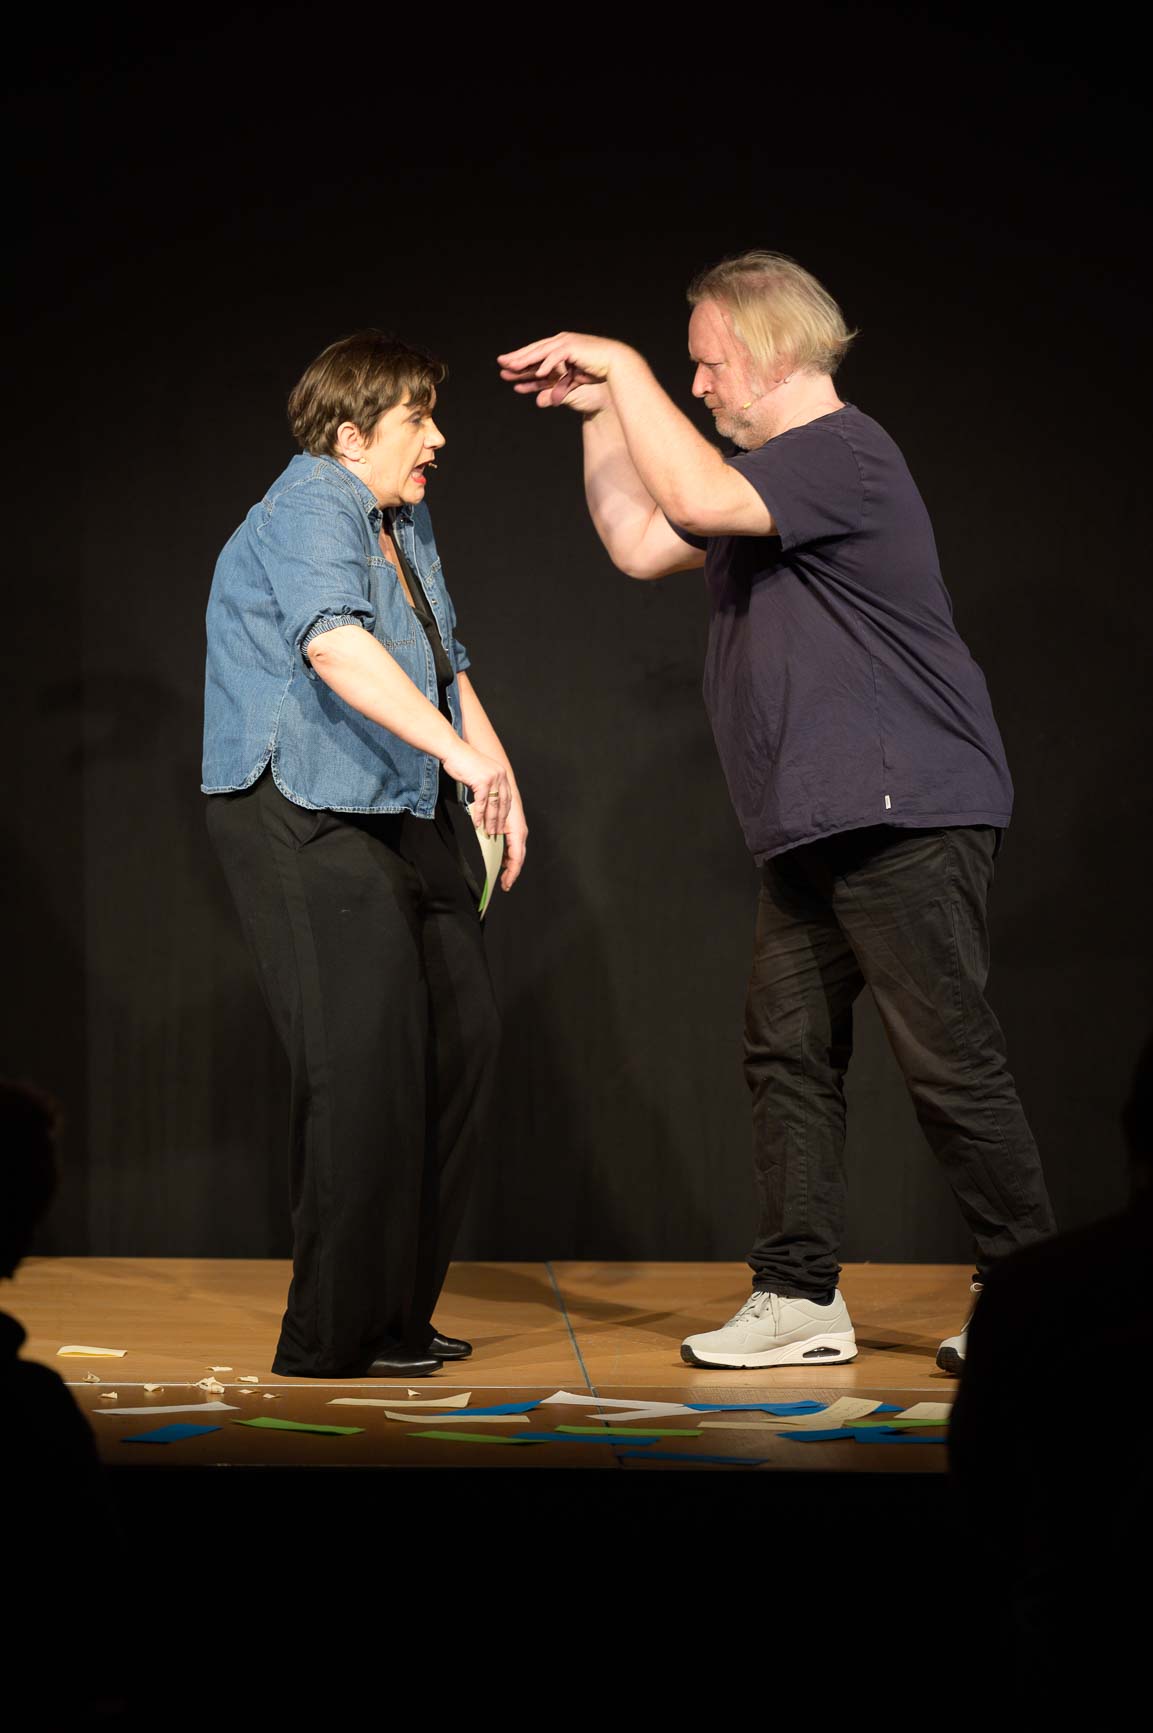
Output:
[935,1345,965,1377]
[680,1334,858,1370]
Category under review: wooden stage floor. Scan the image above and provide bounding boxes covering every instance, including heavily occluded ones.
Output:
[11,1259,969,1473]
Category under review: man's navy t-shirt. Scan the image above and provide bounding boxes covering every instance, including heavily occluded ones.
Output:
[671,403,1013,862]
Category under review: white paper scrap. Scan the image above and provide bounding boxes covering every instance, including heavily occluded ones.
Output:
[83,1373,101,1384]
[329,1393,472,1409]
[238,1375,260,1384]
[894,1402,953,1421]
[58,1346,127,1358]
[539,1391,692,1415]
[209,1366,234,1373]
[588,1404,702,1422]
[99,1392,118,1400]
[192,1377,227,1394]
[383,1410,529,1425]
[142,1384,164,1393]
[91,1401,240,1417]
[262,1393,277,1399]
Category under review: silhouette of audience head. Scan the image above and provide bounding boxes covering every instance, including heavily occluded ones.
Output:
[0,1081,59,1279]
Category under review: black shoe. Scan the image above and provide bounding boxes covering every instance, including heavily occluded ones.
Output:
[364,1351,444,1377]
[427,1332,473,1360]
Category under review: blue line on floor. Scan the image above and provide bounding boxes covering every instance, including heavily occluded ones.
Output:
[544,1259,598,1399]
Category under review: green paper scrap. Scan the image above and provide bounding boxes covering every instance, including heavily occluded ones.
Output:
[556,1426,703,1438]
[853,1417,950,1429]
[234,1417,364,1436]
[408,1430,532,1445]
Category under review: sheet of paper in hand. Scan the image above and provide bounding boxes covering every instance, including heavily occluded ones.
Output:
[459,787,506,918]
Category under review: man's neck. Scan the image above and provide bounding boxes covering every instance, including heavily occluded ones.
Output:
[757,377,845,444]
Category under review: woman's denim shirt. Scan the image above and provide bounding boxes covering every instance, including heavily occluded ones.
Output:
[202,454,469,814]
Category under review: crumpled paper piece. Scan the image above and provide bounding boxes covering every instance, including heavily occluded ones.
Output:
[193,1377,227,1394]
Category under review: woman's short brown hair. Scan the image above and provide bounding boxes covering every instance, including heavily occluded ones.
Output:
[287,330,447,456]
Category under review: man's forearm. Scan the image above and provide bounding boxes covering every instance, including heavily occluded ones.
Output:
[605,352,731,527]
[582,401,663,568]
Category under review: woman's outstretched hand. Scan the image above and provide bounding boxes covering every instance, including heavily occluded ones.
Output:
[497,332,628,410]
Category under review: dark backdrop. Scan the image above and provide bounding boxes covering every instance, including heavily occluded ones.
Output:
[7,4,1150,1263]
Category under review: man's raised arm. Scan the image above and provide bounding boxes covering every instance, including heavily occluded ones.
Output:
[580,392,706,579]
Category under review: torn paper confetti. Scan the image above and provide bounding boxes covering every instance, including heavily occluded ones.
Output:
[238,1375,260,1384]
[329,1393,471,1408]
[407,1431,531,1445]
[383,1411,530,1425]
[123,1424,221,1444]
[91,1401,240,1417]
[57,1346,127,1358]
[539,1391,691,1415]
[234,1418,363,1436]
[699,1396,885,1431]
[192,1377,227,1394]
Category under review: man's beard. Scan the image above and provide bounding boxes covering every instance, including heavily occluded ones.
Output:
[714,408,757,449]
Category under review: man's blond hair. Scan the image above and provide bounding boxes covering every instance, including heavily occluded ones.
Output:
[688,251,857,378]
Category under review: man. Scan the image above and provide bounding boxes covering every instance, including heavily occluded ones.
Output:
[498,251,1055,1371]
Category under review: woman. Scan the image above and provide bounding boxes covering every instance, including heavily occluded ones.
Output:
[202,331,525,1378]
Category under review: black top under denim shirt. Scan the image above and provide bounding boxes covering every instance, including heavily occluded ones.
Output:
[394,532,455,722]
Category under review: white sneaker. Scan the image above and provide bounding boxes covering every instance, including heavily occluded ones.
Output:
[936,1281,983,1376]
[681,1290,858,1369]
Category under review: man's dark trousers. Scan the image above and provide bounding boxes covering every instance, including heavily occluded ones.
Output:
[744,824,1055,1296]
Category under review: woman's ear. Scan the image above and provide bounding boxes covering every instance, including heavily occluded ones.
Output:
[334,420,366,463]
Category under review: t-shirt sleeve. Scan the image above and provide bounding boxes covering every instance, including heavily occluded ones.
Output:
[662,514,709,551]
[727,425,864,552]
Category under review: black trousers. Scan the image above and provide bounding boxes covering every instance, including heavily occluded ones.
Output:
[206,770,500,1375]
[745,824,1056,1297]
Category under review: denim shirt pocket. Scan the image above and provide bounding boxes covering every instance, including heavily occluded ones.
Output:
[367,554,418,650]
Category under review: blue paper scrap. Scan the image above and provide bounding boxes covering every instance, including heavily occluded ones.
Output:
[122,1423,221,1444]
[780,1428,858,1442]
[686,1400,826,1415]
[850,1427,947,1444]
[444,1401,541,1416]
[618,1450,767,1466]
[782,1426,947,1444]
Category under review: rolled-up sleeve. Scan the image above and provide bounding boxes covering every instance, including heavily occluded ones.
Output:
[255,482,376,679]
